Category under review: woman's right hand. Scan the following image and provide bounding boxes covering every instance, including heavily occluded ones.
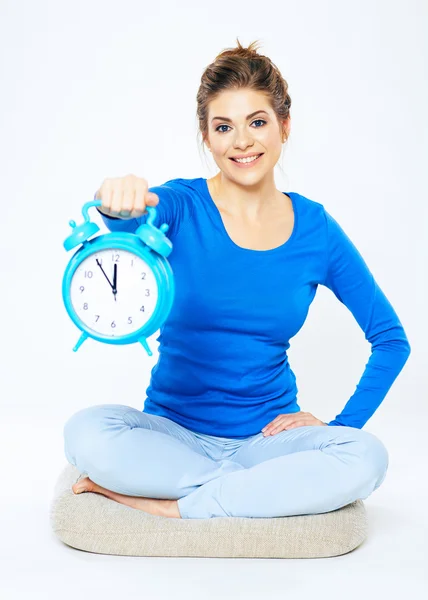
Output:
[95,174,159,219]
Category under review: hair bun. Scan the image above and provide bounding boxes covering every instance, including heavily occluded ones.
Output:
[215,38,262,61]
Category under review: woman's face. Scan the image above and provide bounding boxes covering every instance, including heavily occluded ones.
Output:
[204,88,289,182]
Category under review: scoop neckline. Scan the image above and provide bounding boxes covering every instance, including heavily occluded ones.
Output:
[200,177,298,255]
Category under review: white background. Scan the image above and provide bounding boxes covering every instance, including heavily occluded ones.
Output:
[1,0,427,598]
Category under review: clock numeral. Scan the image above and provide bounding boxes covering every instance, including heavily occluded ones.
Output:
[95,315,100,322]
[131,259,134,266]
[141,272,146,280]
[80,286,85,293]
[84,270,93,278]
[111,321,116,328]
[112,253,120,263]
[145,289,150,296]
[128,317,133,324]
[140,305,145,312]
[83,303,88,310]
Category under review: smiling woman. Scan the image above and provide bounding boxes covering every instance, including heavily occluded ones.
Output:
[64,37,410,522]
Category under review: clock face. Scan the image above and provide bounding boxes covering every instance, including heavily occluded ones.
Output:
[69,248,159,337]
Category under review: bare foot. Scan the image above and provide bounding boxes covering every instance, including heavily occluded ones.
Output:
[72,476,181,518]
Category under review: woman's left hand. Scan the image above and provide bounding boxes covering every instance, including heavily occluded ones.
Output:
[261,411,327,436]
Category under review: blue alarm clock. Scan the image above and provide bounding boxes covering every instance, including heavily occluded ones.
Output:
[62,199,175,356]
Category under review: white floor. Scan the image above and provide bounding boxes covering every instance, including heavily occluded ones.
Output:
[3,415,427,600]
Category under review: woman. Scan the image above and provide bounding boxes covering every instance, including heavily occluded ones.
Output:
[63,39,411,520]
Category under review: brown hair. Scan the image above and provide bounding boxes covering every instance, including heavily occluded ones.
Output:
[196,37,292,162]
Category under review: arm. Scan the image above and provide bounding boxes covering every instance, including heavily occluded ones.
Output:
[321,209,411,429]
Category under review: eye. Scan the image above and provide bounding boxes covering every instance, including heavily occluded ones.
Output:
[215,124,230,133]
[215,119,267,133]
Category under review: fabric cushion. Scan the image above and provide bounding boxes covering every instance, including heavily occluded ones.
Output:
[50,464,368,558]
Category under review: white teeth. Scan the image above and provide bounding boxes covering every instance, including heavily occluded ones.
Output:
[234,154,261,164]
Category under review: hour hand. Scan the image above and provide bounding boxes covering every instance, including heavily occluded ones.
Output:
[96,259,114,289]
[113,263,117,301]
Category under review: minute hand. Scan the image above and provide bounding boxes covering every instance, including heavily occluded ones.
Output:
[96,259,114,289]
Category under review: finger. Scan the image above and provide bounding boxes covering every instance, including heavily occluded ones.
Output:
[267,426,288,435]
[145,191,159,206]
[271,418,308,434]
[264,414,289,429]
[110,179,123,216]
[285,421,305,429]
[262,422,279,434]
[262,417,289,434]
[264,423,290,435]
[100,179,113,212]
[271,415,293,427]
[121,176,136,216]
[141,192,159,218]
[132,179,146,217]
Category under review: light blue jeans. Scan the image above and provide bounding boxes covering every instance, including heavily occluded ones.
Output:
[63,403,389,519]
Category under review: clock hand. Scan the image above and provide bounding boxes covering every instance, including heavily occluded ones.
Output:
[96,259,114,290]
[113,263,117,302]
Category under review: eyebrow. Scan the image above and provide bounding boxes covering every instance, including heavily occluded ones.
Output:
[211,110,269,124]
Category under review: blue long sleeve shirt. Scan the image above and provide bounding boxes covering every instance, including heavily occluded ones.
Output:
[98,177,411,438]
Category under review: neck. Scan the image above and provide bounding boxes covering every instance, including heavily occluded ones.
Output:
[212,172,282,221]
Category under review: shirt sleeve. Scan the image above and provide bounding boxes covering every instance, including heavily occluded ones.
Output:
[94,179,192,239]
[321,209,411,429]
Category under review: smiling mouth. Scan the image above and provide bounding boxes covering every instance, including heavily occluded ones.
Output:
[230,153,264,163]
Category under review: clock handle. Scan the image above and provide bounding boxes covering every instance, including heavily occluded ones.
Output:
[84,199,156,221]
[83,199,102,218]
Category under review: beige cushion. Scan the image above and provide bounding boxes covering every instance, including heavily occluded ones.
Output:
[50,464,368,558]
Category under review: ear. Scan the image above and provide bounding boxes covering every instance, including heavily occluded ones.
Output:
[282,116,291,139]
[202,133,211,151]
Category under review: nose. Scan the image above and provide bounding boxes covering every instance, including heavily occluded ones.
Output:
[233,129,254,150]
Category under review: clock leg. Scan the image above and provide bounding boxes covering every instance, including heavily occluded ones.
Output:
[73,331,89,352]
[139,337,153,356]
